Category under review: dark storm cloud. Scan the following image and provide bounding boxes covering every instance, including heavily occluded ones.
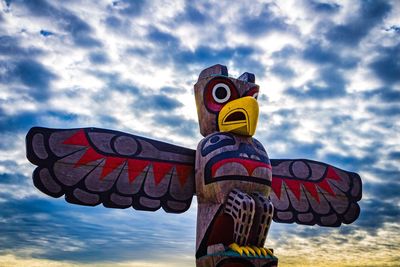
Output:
[363,87,400,103]
[0,109,78,132]
[272,40,359,83]
[0,195,195,262]
[125,47,150,57]
[239,3,289,36]
[323,153,377,171]
[309,1,341,13]
[286,67,346,99]
[93,69,184,112]
[90,69,184,111]
[87,70,140,94]
[0,197,116,261]
[0,110,38,132]
[271,45,298,59]
[112,0,145,16]
[329,114,353,125]
[147,27,180,48]
[153,114,198,137]
[179,3,207,24]
[0,163,24,184]
[138,94,183,111]
[105,15,122,28]
[0,35,43,57]
[89,52,109,65]
[388,151,400,160]
[62,13,102,47]
[15,0,101,48]
[176,46,265,77]
[160,86,186,94]
[364,181,400,202]
[288,142,323,158]
[142,28,264,74]
[139,25,265,76]
[368,167,399,180]
[367,105,400,117]
[97,114,118,126]
[14,0,55,16]
[177,46,254,63]
[0,59,57,100]
[302,41,358,69]
[369,45,400,84]
[357,198,400,233]
[326,0,392,46]
[257,110,324,159]
[270,65,296,79]
[11,60,55,90]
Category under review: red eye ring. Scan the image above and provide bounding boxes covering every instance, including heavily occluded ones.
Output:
[245,86,260,100]
[204,78,238,113]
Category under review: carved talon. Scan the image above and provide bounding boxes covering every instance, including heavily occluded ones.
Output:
[265,248,274,256]
[246,246,256,256]
[229,243,273,258]
[251,246,261,256]
[229,243,243,256]
[242,246,250,256]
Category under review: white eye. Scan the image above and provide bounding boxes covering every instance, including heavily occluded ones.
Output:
[252,92,259,99]
[212,83,231,103]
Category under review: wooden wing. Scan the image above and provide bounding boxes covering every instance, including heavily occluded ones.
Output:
[270,159,362,226]
[26,127,196,213]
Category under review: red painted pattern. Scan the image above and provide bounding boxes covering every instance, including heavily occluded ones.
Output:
[127,159,150,183]
[74,147,103,167]
[176,165,193,186]
[101,157,125,179]
[63,130,89,146]
[63,130,192,187]
[271,167,341,203]
[152,162,173,185]
[211,158,272,178]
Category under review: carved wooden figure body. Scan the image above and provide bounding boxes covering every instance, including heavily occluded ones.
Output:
[26,64,362,267]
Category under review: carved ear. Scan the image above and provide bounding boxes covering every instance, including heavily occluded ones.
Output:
[238,72,255,83]
[198,64,228,81]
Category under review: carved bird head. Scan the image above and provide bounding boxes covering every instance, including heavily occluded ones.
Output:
[194,64,260,137]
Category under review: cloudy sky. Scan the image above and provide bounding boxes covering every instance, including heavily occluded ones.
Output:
[0,0,399,266]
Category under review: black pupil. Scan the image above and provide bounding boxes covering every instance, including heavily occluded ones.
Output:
[215,86,228,99]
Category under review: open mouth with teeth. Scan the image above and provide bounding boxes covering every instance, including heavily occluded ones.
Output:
[204,153,272,186]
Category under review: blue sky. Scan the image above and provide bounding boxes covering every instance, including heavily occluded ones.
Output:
[0,0,399,266]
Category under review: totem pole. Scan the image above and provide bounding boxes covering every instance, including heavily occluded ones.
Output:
[26,64,362,267]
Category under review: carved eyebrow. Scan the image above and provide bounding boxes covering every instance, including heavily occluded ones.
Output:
[201,133,235,157]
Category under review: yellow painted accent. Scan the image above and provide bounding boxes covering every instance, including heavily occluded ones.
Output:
[260,247,267,257]
[265,248,274,256]
[229,243,243,256]
[218,96,259,136]
[251,246,262,256]
[246,246,256,256]
[241,246,250,256]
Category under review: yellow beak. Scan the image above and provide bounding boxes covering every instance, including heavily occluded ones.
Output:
[218,96,259,136]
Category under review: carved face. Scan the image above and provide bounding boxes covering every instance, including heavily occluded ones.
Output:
[195,132,272,203]
[194,64,260,137]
